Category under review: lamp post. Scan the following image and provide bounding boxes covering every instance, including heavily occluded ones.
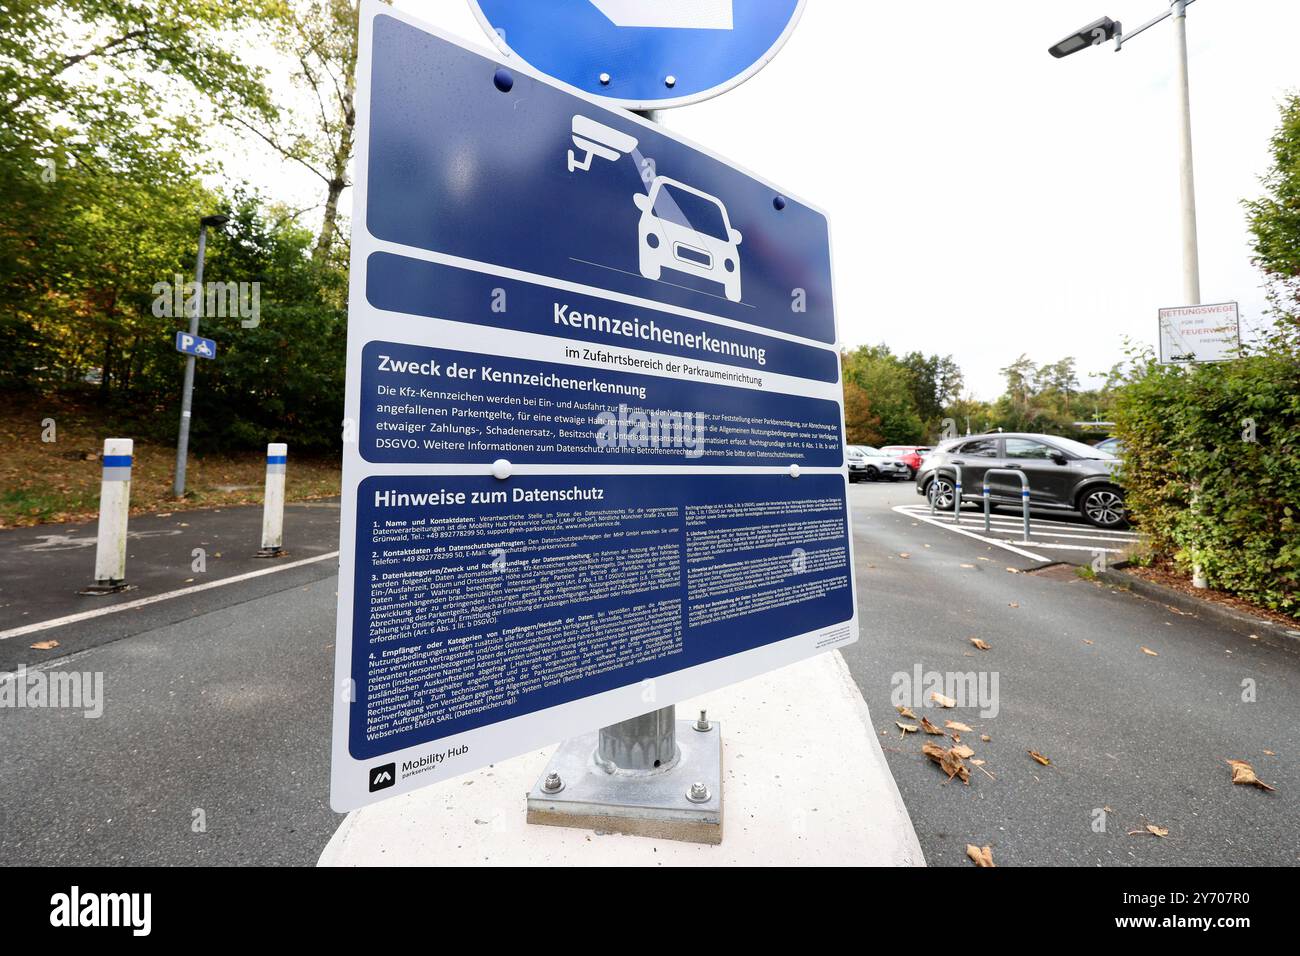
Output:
[1048,1,1202,305]
[1050,2,1207,587]
[172,213,229,499]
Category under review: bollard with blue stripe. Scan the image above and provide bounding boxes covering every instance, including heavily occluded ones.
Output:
[257,443,288,557]
[87,438,133,593]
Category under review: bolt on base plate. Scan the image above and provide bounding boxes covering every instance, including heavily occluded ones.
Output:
[254,547,288,559]
[526,720,723,845]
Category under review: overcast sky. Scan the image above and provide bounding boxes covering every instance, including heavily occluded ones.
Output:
[243,1,1300,399]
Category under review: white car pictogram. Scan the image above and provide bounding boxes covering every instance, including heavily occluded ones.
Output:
[634,176,743,302]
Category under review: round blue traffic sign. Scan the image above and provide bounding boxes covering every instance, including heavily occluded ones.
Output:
[468,0,806,110]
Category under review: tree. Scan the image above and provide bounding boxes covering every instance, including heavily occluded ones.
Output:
[1245,93,1300,321]
[842,378,882,446]
[841,345,926,444]
[900,351,964,428]
[231,0,387,265]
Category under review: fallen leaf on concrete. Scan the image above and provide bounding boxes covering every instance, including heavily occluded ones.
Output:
[1008,602,1020,608]
[922,741,971,784]
[920,716,946,735]
[970,638,991,650]
[1129,824,1168,838]
[960,563,975,569]
[1263,750,1276,756]
[1083,640,1094,645]
[966,844,995,867]
[898,553,911,559]
[896,704,918,720]
[1028,750,1052,766]
[945,720,973,733]
[1140,646,1159,657]
[896,722,919,735]
[1227,759,1277,792]
[970,758,985,766]
[30,640,59,650]
[952,744,975,759]
[930,691,957,708]
[980,734,991,742]
[1005,567,1019,574]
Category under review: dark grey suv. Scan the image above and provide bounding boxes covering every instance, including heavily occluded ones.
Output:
[915,433,1127,528]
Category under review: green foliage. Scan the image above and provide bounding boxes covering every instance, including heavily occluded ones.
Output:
[1245,93,1300,316]
[1112,341,1300,618]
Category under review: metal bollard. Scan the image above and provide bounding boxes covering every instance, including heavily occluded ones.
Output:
[88,438,132,593]
[980,469,1033,544]
[257,443,287,557]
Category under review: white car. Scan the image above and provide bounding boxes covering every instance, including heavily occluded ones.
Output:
[634,176,743,302]
[848,446,910,482]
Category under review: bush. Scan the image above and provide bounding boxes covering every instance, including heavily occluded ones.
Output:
[1113,337,1300,618]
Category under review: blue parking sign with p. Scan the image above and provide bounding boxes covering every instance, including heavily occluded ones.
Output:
[175,332,216,360]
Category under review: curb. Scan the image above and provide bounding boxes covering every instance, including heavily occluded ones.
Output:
[1095,566,1300,654]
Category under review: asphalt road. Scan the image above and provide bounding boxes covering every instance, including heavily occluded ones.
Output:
[842,478,1298,866]
[1,484,1295,865]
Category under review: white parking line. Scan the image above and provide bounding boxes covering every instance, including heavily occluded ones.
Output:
[0,551,340,641]
[895,506,1136,557]
[897,505,1138,539]
[892,505,1049,561]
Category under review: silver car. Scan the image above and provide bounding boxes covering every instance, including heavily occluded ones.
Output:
[848,445,911,482]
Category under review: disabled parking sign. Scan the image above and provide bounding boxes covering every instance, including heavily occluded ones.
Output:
[470,0,806,109]
[330,1,854,811]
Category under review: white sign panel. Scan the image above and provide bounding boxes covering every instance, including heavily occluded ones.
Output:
[1158,302,1241,364]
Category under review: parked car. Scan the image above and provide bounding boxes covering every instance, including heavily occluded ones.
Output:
[1093,436,1125,458]
[880,445,932,479]
[914,432,1127,528]
[848,445,911,482]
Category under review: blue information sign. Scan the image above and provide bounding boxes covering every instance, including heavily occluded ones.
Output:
[330,2,854,811]
[175,332,216,360]
[469,0,806,110]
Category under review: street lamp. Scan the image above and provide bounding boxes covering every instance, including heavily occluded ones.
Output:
[1050,2,1207,589]
[1048,1,1202,307]
[1048,17,1122,59]
[172,212,230,498]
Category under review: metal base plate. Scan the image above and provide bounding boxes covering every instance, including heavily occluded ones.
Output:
[78,582,134,596]
[255,547,287,559]
[526,720,723,844]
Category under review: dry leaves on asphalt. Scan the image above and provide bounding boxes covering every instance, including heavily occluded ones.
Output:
[1008,602,1020,608]
[952,744,976,759]
[945,720,973,733]
[1005,567,1019,574]
[922,741,971,784]
[896,722,919,735]
[1128,824,1169,838]
[1140,646,1159,657]
[896,704,918,720]
[970,638,991,650]
[980,734,991,742]
[1028,750,1052,766]
[920,716,946,735]
[898,553,911,559]
[930,691,957,708]
[966,844,995,867]
[1227,759,1277,792]
[30,640,59,650]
